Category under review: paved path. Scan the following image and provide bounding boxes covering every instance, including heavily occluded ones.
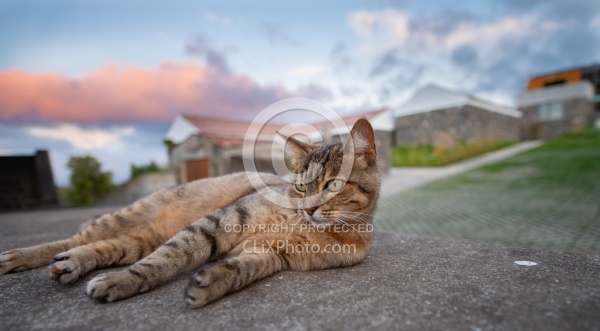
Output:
[380,140,544,198]
[1,208,599,330]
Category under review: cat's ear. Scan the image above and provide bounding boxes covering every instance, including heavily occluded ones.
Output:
[345,118,377,164]
[277,132,317,168]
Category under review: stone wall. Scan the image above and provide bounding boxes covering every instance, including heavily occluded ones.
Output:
[374,131,392,175]
[394,106,521,147]
[520,98,595,140]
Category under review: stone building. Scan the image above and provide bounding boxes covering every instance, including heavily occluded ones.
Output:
[393,84,522,147]
[518,81,595,140]
[520,63,599,139]
[164,110,393,184]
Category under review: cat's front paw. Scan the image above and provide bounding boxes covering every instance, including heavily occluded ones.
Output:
[184,264,232,308]
[49,253,82,284]
[0,246,57,274]
[86,270,148,303]
[0,250,28,274]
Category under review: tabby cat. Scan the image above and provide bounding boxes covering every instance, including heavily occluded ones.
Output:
[0,118,380,308]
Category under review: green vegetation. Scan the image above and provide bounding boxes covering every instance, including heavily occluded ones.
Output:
[474,127,600,190]
[391,141,513,167]
[378,128,600,254]
[64,155,114,207]
[130,161,159,178]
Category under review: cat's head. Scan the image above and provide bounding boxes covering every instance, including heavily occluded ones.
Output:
[281,118,380,225]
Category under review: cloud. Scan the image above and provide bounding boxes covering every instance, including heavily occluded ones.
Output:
[349,9,539,53]
[451,45,479,68]
[294,84,332,101]
[25,124,135,149]
[370,48,401,77]
[184,35,232,73]
[259,22,296,45]
[0,62,330,124]
[203,12,235,26]
[348,5,600,105]
[287,63,329,78]
[329,42,353,72]
[348,9,410,39]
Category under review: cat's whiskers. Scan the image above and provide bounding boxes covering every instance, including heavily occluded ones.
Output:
[281,213,300,224]
[337,212,371,225]
[330,218,367,241]
[339,211,385,224]
[285,216,305,242]
[339,210,375,218]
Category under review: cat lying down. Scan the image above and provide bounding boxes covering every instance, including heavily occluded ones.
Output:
[0,119,380,308]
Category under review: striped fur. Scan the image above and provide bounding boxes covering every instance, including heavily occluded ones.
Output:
[0,118,380,308]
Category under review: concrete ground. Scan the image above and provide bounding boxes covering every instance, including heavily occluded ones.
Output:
[1,207,599,331]
[380,141,543,198]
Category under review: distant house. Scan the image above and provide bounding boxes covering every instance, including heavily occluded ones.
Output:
[164,110,394,183]
[164,115,279,183]
[526,63,600,113]
[518,81,595,140]
[519,64,599,139]
[0,150,58,211]
[393,84,522,148]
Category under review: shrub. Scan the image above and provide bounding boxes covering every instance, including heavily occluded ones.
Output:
[65,155,113,207]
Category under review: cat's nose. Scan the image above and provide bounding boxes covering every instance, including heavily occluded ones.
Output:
[304,207,317,216]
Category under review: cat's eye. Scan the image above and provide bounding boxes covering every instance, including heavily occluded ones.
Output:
[327,179,345,192]
[295,181,307,192]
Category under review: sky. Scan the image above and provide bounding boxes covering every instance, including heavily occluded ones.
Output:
[1,0,599,185]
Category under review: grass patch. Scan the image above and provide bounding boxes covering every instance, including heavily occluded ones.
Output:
[391,140,514,167]
[476,128,600,188]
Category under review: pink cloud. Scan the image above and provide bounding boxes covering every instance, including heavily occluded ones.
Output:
[0,62,329,124]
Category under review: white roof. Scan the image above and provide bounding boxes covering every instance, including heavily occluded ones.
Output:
[394,84,522,118]
[369,109,395,132]
[164,115,199,144]
[518,81,594,107]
